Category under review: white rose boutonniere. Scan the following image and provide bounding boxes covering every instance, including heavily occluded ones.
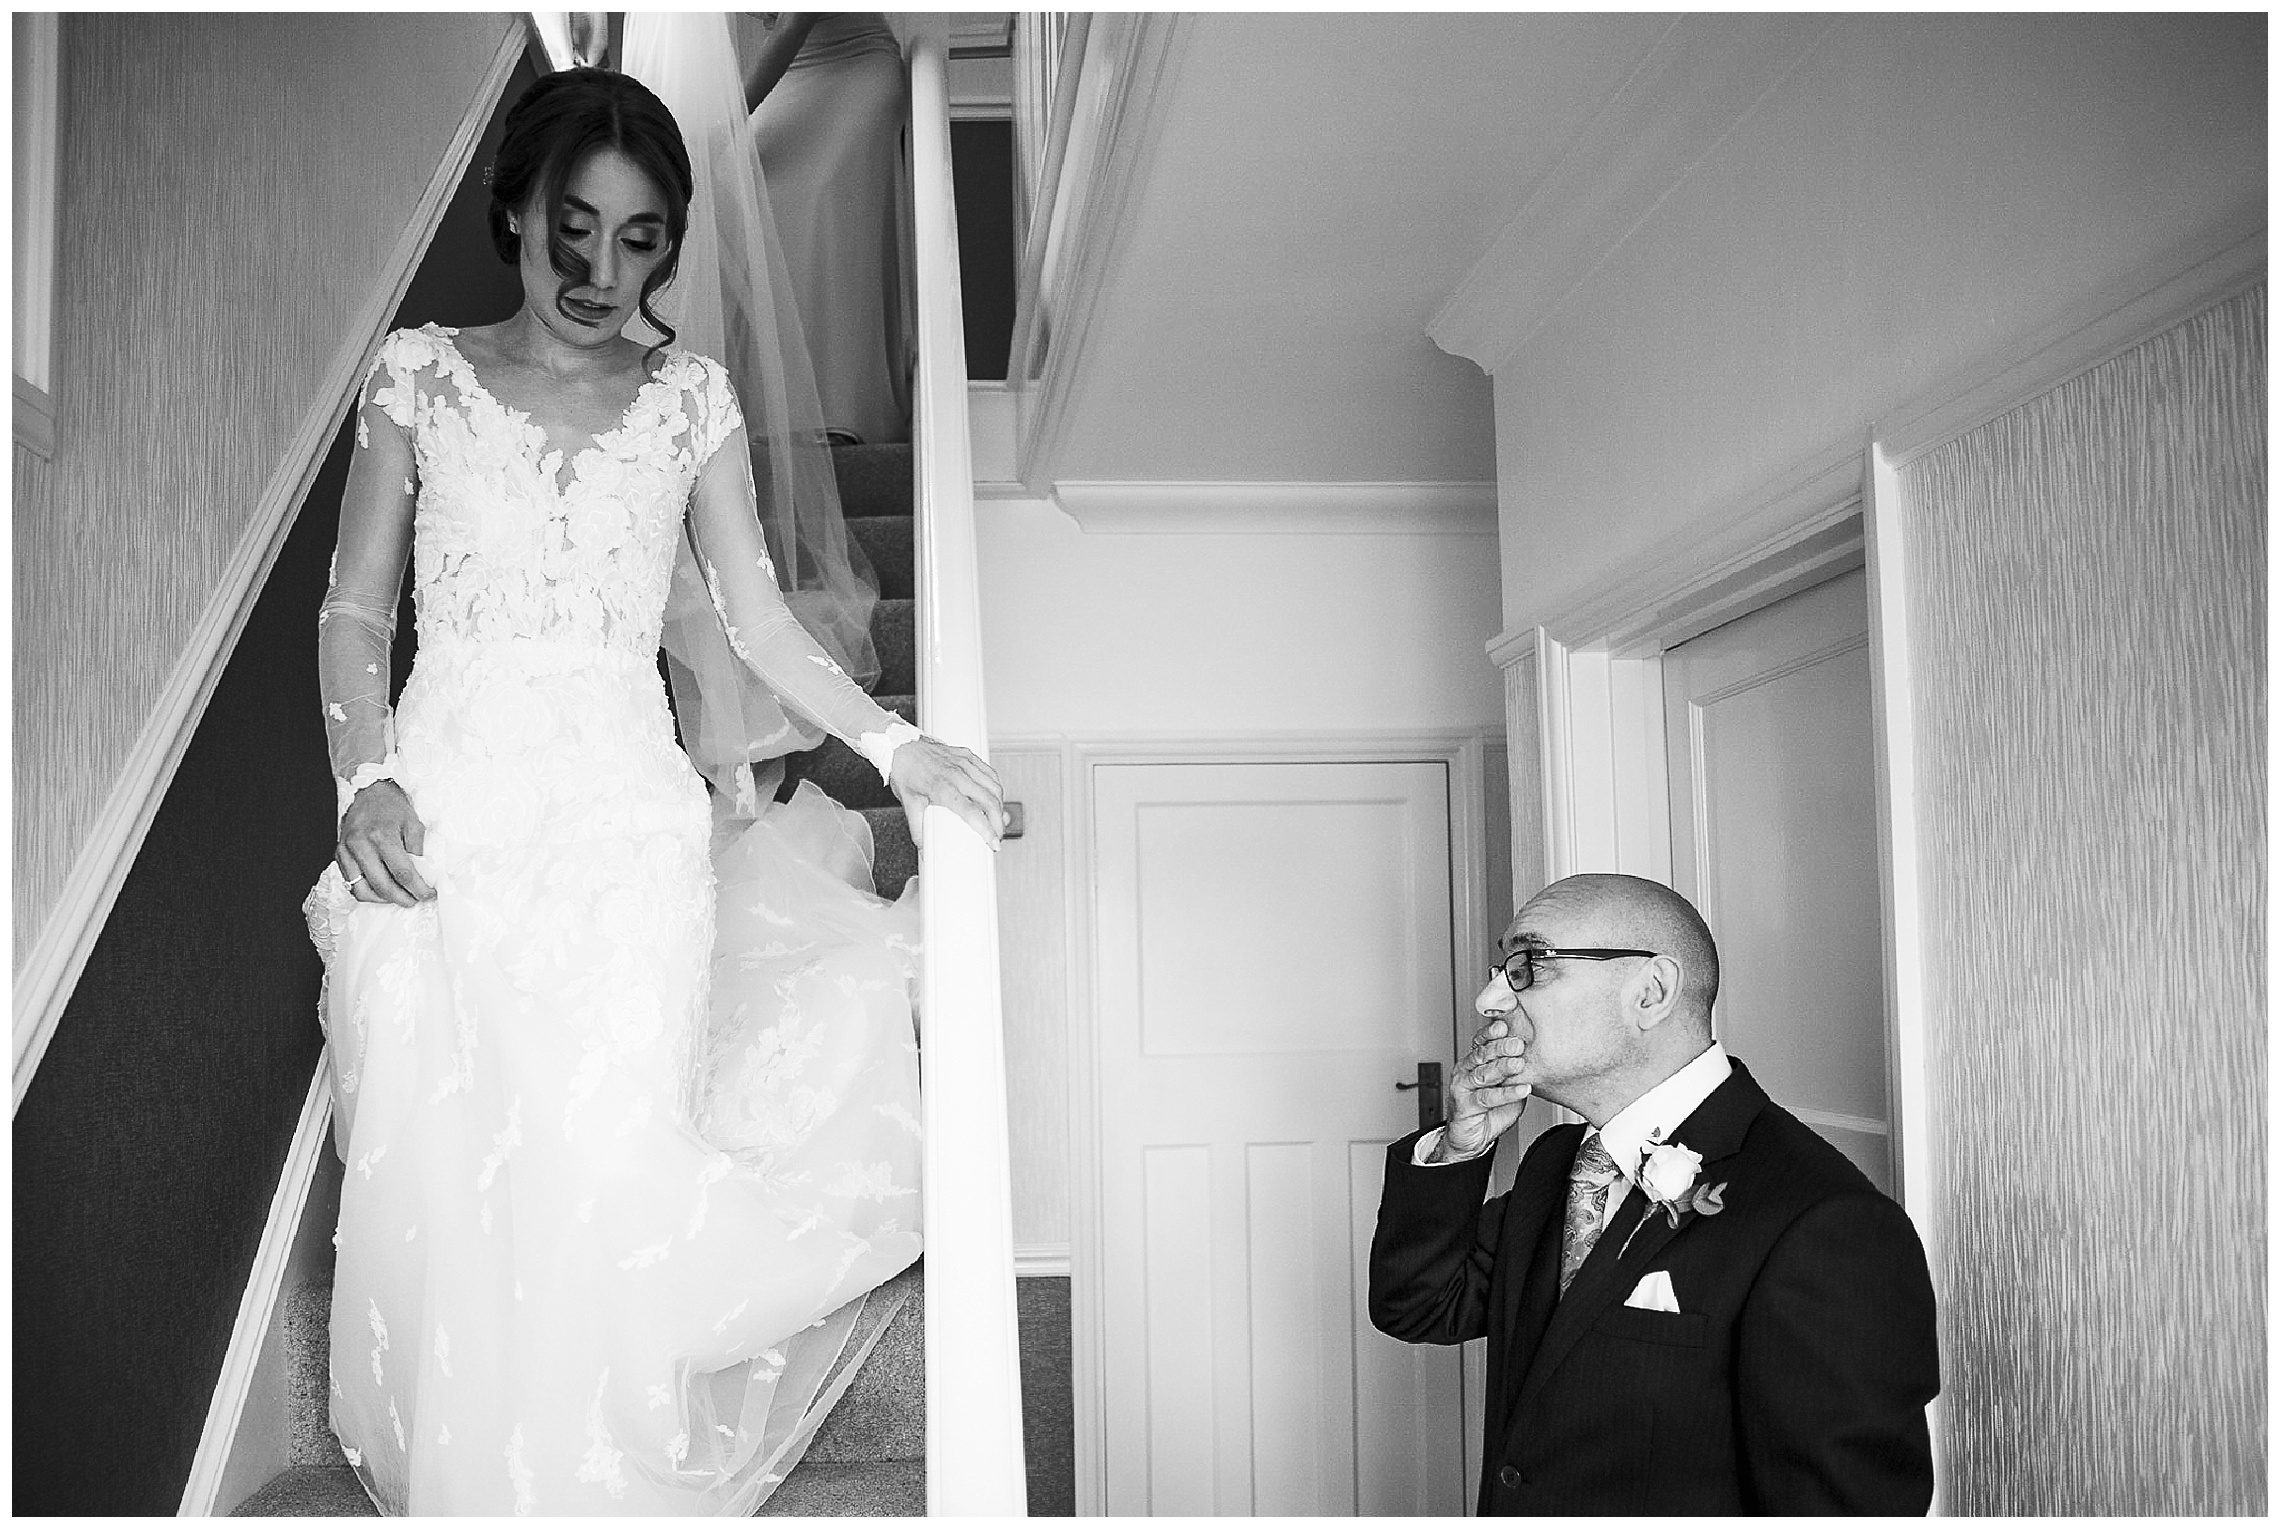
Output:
[1618,1131,1728,1259]
[1638,1138,1704,1206]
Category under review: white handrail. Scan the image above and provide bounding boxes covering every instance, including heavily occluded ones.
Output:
[905,19,1029,1517]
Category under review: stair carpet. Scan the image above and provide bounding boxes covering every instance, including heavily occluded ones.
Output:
[235,444,933,1516]
[805,443,920,899]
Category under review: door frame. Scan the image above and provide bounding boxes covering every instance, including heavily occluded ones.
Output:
[1494,480,1884,1164]
[1063,729,1499,1516]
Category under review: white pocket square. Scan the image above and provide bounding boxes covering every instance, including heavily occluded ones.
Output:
[1624,1269,1681,1313]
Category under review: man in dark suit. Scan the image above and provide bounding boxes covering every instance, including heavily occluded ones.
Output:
[1369,873,1938,1514]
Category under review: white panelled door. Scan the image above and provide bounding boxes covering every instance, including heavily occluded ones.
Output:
[1093,760,1468,1516]
[1662,568,1893,1190]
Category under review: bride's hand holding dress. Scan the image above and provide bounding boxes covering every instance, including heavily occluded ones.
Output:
[336,782,435,907]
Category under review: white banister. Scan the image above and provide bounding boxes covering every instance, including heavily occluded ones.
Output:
[905,18,1029,1517]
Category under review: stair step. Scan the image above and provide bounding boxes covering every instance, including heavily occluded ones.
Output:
[756,1458,926,1517]
[805,1264,925,1461]
[286,1280,349,1469]
[829,442,914,521]
[243,1259,1072,1515]
[231,1466,372,1517]
[224,1455,929,1516]
[226,1457,930,1518]
[871,599,915,697]
[847,516,915,600]
[249,1268,925,1515]
[782,696,916,812]
[862,807,918,900]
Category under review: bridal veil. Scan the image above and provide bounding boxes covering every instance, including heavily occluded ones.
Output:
[624,12,883,819]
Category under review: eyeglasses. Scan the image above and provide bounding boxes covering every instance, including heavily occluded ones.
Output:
[1490,946,1658,992]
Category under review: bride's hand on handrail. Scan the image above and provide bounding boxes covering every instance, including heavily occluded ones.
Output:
[890,737,1007,850]
[338,781,437,906]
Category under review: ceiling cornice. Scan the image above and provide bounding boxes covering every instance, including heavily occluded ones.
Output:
[1428,12,1834,377]
[1054,480,1497,536]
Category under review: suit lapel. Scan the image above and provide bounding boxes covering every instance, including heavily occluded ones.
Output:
[1511,1064,1772,1416]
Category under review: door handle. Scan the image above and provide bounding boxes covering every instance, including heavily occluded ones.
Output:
[1394,1061,1444,1133]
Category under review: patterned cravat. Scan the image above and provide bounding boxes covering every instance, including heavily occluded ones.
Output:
[1558,1134,1624,1295]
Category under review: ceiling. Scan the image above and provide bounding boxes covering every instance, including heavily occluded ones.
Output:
[1046,12,1674,487]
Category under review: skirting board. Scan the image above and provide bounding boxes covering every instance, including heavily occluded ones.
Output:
[10,22,525,1111]
[180,1061,334,1517]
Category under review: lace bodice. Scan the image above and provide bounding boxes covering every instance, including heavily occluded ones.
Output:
[319,325,907,806]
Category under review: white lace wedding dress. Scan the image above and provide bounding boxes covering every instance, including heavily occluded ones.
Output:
[303,324,921,1515]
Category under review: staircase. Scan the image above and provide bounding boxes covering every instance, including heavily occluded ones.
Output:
[233,444,957,1516]
[785,443,922,897]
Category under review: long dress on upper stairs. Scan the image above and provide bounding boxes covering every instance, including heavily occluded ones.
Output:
[739,12,913,445]
[304,325,921,1515]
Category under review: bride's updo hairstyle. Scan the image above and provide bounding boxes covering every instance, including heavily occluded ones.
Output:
[488,66,695,348]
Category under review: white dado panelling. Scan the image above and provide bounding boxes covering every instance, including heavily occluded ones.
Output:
[990,746,1074,1255]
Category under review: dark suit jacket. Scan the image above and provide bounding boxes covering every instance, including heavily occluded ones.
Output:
[1369,1059,1938,1515]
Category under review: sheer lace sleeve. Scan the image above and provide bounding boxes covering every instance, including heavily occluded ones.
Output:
[319,335,419,815]
[686,392,916,780]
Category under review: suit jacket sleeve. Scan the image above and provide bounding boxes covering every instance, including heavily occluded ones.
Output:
[1367,1128,1507,1346]
[1734,1190,1941,1513]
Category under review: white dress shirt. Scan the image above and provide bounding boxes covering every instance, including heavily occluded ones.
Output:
[1415,1042,1733,1234]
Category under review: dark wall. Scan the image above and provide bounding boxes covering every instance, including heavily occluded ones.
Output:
[952,119,1016,381]
[11,59,532,1516]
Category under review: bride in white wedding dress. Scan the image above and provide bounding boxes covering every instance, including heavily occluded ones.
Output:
[303,57,1000,1515]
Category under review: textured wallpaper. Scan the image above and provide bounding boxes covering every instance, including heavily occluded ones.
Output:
[12,14,517,962]
[1898,287,2265,1513]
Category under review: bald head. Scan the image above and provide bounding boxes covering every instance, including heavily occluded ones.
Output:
[1526,874,1720,1025]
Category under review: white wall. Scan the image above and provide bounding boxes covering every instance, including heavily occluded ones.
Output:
[1491,13,2265,628]
[14,14,519,965]
[981,497,1506,737]
[977,494,1507,1251]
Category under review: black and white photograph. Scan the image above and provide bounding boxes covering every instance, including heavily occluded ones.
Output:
[10,9,2265,1518]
